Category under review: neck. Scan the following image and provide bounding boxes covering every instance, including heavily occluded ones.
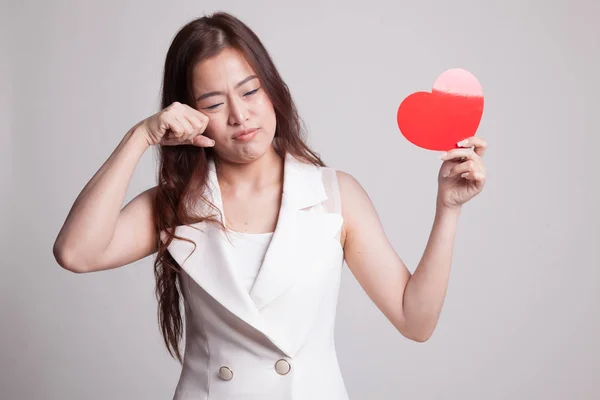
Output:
[214,147,284,192]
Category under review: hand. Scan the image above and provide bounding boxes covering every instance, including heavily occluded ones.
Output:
[138,102,215,147]
[436,136,488,211]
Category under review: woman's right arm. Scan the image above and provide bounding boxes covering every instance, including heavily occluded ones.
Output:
[53,102,213,273]
[53,124,157,273]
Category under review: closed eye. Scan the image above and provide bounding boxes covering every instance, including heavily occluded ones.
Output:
[204,87,261,110]
[245,87,260,96]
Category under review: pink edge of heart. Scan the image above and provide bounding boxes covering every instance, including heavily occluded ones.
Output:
[432,68,483,97]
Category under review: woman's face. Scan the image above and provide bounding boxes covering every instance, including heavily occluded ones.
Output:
[191,47,277,163]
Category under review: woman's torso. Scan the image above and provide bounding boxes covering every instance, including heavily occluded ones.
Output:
[166,153,349,400]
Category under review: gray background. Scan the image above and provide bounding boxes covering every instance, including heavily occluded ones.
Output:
[2,0,599,399]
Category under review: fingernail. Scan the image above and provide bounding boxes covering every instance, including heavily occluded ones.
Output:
[439,152,447,160]
[442,171,449,178]
[461,172,469,178]
[457,139,469,147]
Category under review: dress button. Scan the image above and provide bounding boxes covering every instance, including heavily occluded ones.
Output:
[274,359,291,375]
[218,366,233,381]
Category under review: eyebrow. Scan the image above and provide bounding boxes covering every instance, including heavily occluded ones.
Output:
[195,75,258,101]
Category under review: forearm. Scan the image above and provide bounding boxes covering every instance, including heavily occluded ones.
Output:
[402,201,461,340]
[53,124,150,268]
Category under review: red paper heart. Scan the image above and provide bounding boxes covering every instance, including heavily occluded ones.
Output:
[397,68,484,151]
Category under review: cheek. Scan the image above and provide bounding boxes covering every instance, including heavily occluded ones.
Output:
[257,94,274,112]
[204,118,227,139]
[256,97,276,126]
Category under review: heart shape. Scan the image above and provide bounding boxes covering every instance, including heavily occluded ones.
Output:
[397,68,484,151]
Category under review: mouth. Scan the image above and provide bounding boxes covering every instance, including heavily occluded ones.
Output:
[232,128,260,140]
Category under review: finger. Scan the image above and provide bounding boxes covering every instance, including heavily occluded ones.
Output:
[164,116,185,139]
[161,132,210,147]
[457,136,488,157]
[163,134,214,147]
[160,137,179,146]
[440,148,481,163]
[185,113,207,138]
[173,114,195,141]
[184,108,211,145]
[445,159,481,178]
[191,135,216,147]
[460,170,486,184]
[160,133,186,146]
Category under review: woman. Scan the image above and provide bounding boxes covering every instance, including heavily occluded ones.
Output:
[53,12,487,400]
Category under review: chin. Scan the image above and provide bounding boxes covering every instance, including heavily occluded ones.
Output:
[226,142,274,164]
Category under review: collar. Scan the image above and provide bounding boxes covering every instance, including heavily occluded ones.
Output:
[206,152,327,212]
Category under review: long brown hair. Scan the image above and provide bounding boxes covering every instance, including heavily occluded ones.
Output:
[153,11,325,363]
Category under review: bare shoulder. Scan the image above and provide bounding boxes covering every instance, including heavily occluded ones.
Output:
[335,170,364,195]
[335,170,377,248]
[335,170,374,217]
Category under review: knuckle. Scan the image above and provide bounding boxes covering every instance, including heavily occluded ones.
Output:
[163,108,176,119]
[190,119,201,130]
[160,114,171,125]
[196,119,207,130]
[169,102,184,113]
[195,112,208,124]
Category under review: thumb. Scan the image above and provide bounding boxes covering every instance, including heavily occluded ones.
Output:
[192,135,216,147]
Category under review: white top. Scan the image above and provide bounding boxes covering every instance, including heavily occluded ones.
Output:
[227,230,274,293]
[167,153,348,400]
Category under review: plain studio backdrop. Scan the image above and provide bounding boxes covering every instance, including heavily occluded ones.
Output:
[2,1,598,399]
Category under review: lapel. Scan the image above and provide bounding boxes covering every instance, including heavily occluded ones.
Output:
[247,154,342,310]
[166,152,342,355]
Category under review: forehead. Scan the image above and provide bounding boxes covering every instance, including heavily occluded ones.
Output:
[192,48,256,88]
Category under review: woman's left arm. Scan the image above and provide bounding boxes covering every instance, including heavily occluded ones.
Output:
[339,137,487,342]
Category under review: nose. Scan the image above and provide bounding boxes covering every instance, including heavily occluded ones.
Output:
[228,95,249,126]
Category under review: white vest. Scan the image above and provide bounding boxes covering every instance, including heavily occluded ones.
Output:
[166,152,348,400]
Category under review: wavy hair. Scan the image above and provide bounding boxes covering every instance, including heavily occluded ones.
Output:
[153,11,325,363]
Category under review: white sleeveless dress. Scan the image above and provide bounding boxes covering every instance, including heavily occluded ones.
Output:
[165,152,349,400]
[228,231,274,293]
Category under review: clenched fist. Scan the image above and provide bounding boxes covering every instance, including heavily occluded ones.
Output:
[139,101,215,147]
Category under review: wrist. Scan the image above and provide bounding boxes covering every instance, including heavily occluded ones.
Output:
[128,123,153,152]
[436,198,462,216]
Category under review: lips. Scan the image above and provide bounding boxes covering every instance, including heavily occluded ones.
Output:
[232,128,259,139]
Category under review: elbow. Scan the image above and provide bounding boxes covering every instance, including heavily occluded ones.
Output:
[394,319,434,343]
[53,242,89,274]
[406,332,432,343]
